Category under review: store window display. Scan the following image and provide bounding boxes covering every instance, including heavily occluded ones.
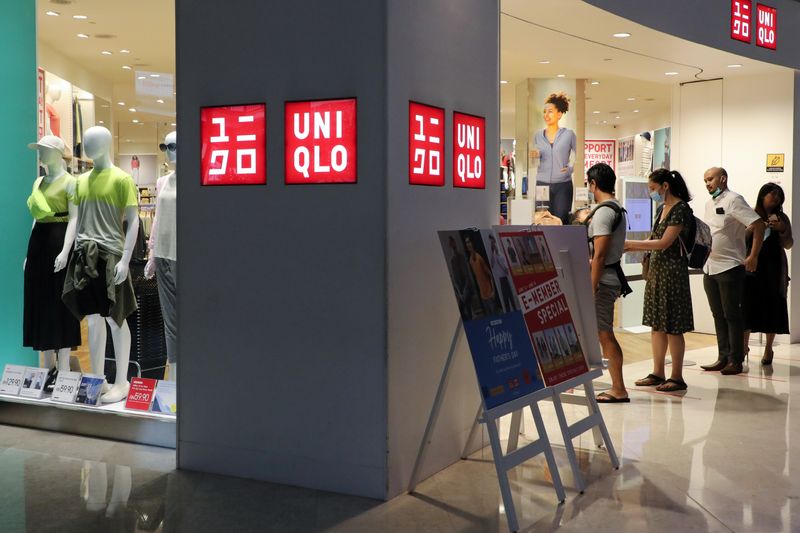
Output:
[145,131,178,381]
[23,135,82,378]
[45,83,63,137]
[61,126,140,403]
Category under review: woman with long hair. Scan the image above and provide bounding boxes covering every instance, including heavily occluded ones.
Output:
[743,183,793,364]
[624,169,695,392]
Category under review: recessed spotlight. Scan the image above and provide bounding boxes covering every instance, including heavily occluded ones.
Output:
[149,74,160,78]
[613,32,631,38]
[633,109,640,113]
[626,97,636,101]
[73,15,88,20]
[117,102,125,106]
[98,120,104,124]
[592,111,600,114]
[615,116,621,119]
[602,120,608,124]
[132,119,139,123]
[101,51,112,56]
[728,64,743,68]
[500,80,508,84]
[122,65,132,70]
[120,49,130,54]
[129,108,136,112]
[591,81,600,85]
[665,71,679,76]
[77,33,89,39]
[170,123,176,126]
[556,74,566,78]
[538,60,550,64]
[156,99,164,104]
[137,76,146,80]
[45,11,59,16]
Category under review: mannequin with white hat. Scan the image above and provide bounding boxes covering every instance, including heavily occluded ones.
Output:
[23,135,81,375]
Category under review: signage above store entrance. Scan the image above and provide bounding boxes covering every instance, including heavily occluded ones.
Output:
[756,3,777,49]
[285,98,357,184]
[200,103,266,186]
[731,0,753,43]
[453,111,486,189]
[409,102,445,186]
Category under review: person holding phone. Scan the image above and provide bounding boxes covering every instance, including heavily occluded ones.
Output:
[743,183,793,365]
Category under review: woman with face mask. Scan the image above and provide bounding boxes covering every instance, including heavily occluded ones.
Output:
[624,169,695,392]
[743,183,793,365]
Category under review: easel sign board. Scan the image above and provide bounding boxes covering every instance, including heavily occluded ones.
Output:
[493,227,590,386]
[439,230,545,409]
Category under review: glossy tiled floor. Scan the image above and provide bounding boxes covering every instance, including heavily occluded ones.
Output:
[1,341,797,532]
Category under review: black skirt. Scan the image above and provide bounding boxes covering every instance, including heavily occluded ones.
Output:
[23,222,82,351]
[743,233,790,334]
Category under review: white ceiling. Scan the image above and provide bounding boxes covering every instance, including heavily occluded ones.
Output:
[37,0,175,147]
[500,0,790,136]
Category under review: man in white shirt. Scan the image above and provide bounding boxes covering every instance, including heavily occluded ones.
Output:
[700,167,764,375]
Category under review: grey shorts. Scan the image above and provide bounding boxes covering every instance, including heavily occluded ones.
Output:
[595,283,620,332]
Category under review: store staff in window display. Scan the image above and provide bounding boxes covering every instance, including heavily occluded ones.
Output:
[61,126,140,403]
[23,135,82,379]
[145,131,178,382]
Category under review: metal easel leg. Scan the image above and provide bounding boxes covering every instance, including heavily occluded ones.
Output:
[551,388,586,493]
[583,381,620,469]
[506,410,522,453]
[530,401,566,503]
[461,403,483,460]
[486,413,521,533]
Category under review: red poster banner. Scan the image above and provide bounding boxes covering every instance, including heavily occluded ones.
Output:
[495,229,589,386]
[125,378,158,411]
[200,103,266,186]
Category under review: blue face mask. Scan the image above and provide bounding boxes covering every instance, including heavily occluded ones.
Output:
[649,190,663,203]
[710,187,723,198]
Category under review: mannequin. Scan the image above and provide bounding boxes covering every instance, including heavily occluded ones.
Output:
[61,126,140,403]
[23,135,81,375]
[45,84,63,137]
[146,131,177,381]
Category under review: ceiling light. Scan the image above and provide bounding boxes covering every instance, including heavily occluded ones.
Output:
[132,119,139,123]
[613,32,631,38]
[602,120,608,124]
[556,74,566,78]
[137,76,146,80]
[101,51,112,56]
[626,97,636,101]
[665,71,679,76]
[98,120,104,124]
[592,111,600,114]
[73,15,88,20]
[117,102,125,106]
[500,80,508,84]
[615,116,621,119]
[150,74,160,78]
[129,108,136,112]
[122,65,132,70]
[538,60,550,64]
[633,109,640,113]
[120,49,130,54]
[77,33,89,39]
[170,123,176,126]
[591,81,600,85]
[45,11,59,16]
[156,99,164,103]
[728,64,743,68]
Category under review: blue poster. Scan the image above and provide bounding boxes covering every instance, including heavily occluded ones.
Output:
[439,229,545,409]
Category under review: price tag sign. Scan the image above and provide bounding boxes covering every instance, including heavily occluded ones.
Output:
[125,378,158,411]
[19,367,49,399]
[731,0,753,43]
[285,98,357,184]
[409,102,445,186]
[0,365,26,396]
[453,112,486,189]
[52,371,83,403]
[756,3,777,49]
[200,103,266,186]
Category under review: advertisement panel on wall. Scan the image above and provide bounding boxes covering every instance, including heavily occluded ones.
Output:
[653,127,671,170]
[439,229,544,409]
[453,112,486,189]
[409,102,445,186]
[584,139,616,174]
[200,103,266,186]
[617,136,635,177]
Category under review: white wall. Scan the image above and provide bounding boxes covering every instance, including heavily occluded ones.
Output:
[38,42,112,102]
[585,107,671,142]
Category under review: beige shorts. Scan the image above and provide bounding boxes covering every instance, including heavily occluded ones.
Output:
[595,283,620,332]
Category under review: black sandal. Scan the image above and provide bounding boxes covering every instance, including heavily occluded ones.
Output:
[656,378,688,392]
[635,373,666,387]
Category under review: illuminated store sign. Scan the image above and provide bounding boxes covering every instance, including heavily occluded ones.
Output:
[409,102,445,186]
[285,98,357,184]
[731,0,753,43]
[200,103,266,186]
[453,112,486,189]
[756,3,777,49]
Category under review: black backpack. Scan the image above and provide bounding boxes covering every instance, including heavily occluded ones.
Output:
[584,201,632,297]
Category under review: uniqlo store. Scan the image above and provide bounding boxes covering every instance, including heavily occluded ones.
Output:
[1,0,800,510]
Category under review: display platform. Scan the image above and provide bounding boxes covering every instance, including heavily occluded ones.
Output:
[0,392,176,448]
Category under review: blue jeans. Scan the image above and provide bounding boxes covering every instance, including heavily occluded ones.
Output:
[547,181,573,225]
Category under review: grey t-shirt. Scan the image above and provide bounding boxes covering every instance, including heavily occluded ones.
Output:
[587,200,627,287]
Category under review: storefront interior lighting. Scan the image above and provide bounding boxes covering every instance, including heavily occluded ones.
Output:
[137,76,146,80]
[556,74,566,78]
[170,123,176,126]
[156,99,165,103]
[132,119,139,123]
[122,65,132,70]
[500,80,508,84]
[129,108,136,112]
[626,97,635,101]
[728,64,743,68]
[73,15,88,20]
[117,102,125,106]
[45,11,59,16]
[538,60,550,64]
[665,71,679,76]
[591,81,600,85]
[150,74,160,78]
[633,109,640,113]
[98,120,104,124]
[120,49,131,54]
[77,33,89,39]
[592,110,600,114]
[615,116,621,119]
[612,32,631,38]
[101,51,112,56]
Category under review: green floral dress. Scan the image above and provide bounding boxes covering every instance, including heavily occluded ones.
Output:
[642,201,694,334]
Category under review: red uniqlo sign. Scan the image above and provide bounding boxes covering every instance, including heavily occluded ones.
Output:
[731,0,753,43]
[200,104,266,186]
[124,378,158,411]
[285,98,357,184]
[757,3,777,49]
[409,102,445,186]
[453,112,485,189]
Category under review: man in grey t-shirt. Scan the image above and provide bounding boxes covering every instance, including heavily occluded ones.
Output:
[586,163,629,403]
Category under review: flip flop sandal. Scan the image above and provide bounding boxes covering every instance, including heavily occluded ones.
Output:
[635,373,666,387]
[596,392,631,403]
[656,379,688,392]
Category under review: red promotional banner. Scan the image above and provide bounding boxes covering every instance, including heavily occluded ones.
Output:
[731,0,753,42]
[495,229,589,386]
[125,378,158,411]
[200,103,266,186]
[453,112,486,189]
[756,3,777,49]
[409,102,445,186]
[285,98,357,184]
